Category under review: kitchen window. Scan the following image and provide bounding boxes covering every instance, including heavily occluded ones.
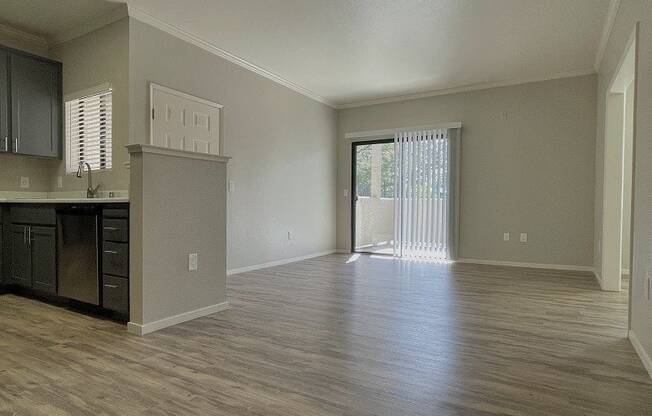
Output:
[65,85,112,173]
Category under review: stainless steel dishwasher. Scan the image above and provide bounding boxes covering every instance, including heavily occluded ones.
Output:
[57,206,100,305]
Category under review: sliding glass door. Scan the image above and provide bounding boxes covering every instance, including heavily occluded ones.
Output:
[351,140,395,254]
[351,128,457,260]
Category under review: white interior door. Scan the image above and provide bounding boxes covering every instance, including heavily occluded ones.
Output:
[150,83,222,155]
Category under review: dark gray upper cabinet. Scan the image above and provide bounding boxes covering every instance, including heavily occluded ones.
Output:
[9,52,61,159]
[0,50,7,153]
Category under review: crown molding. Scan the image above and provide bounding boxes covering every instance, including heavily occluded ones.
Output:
[126,5,336,109]
[336,68,596,109]
[49,5,128,45]
[594,0,621,72]
[0,23,48,49]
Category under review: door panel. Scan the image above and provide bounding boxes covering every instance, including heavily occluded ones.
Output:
[352,141,395,255]
[10,53,59,158]
[31,226,56,294]
[10,225,31,287]
[151,85,221,155]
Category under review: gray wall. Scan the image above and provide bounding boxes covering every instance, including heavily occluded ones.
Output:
[338,75,597,267]
[594,0,652,370]
[49,17,130,193]
[129,147,227,326]
[128,18,338,271]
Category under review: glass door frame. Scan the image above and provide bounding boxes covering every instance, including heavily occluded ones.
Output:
[350,138,395,255]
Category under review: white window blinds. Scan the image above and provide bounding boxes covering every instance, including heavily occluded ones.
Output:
[65,89,112,173]
[393,129,451,259]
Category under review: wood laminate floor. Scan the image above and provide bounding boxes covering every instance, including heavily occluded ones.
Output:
[1,254,651,415]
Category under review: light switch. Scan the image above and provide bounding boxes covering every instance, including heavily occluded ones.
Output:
[228,180,235,192]
[503,232,510,241]
[20,177,29,188]
[343,189,349,197]
[188,253,198,271]
[57,176,63,188]
[520,233,528,243]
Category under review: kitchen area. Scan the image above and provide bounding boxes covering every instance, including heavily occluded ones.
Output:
[0,29,131,321]
[1,5,229,336]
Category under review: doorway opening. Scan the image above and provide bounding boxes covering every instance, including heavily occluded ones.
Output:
[601,29,636,293]
[351,139,395,255]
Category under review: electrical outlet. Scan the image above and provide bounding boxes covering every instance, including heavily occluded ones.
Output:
[287,231,293,240]
[343,189,349,197]
[503,232,510,241]
[188,253,198,271]
[520,233,528,243]
[228,180,235,192]
[19,177,29,188]
[57,176,63,188]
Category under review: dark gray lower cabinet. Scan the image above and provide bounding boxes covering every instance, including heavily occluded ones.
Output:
[0,225,3,284]
[102,275,128,315]
[30,226,56,293]
[10,225,31,288]
[103,241,128,277]
[10,224,56,294]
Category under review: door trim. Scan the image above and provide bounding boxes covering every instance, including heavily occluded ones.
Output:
[351,138,394,255]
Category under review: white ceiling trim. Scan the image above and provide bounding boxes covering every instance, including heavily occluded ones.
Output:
[0,23,48,49]
[336,68,596,110]
[594,0,621,72]
[127,5,336,108]
[50,6,128,45]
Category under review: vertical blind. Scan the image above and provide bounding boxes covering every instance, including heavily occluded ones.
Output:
[65,89,113,173]
[393,129,451,259]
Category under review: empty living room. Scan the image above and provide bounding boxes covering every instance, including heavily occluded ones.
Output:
[1,0,652,415]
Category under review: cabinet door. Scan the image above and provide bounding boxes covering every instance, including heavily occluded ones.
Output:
[30,226,56,294]
[0,225,3,284]
[9,225,31,287]
[10,53,60,158]
[0,50,8,153]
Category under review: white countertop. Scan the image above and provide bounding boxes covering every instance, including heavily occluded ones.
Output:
[0,197,129,204]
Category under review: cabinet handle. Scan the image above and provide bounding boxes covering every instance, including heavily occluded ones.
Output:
[14,137,19,152]
[104,284,119,289]
[28,226,32,246]
[104,250,118,254]
[23,226,26,245]
[103,227,118,231]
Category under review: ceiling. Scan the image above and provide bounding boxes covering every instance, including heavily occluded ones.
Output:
[0,0,125,41]
[0,0,612,107]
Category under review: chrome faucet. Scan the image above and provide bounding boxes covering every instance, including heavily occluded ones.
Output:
[76,162,100,198]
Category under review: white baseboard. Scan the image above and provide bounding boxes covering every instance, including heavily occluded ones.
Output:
[226,249,336,276]
[594,269,602,286]
[629,330,652,379]
[456,258,594,273]
[127,301,230,336]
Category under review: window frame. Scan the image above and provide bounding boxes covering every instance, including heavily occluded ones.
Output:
[64,83,113,174]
